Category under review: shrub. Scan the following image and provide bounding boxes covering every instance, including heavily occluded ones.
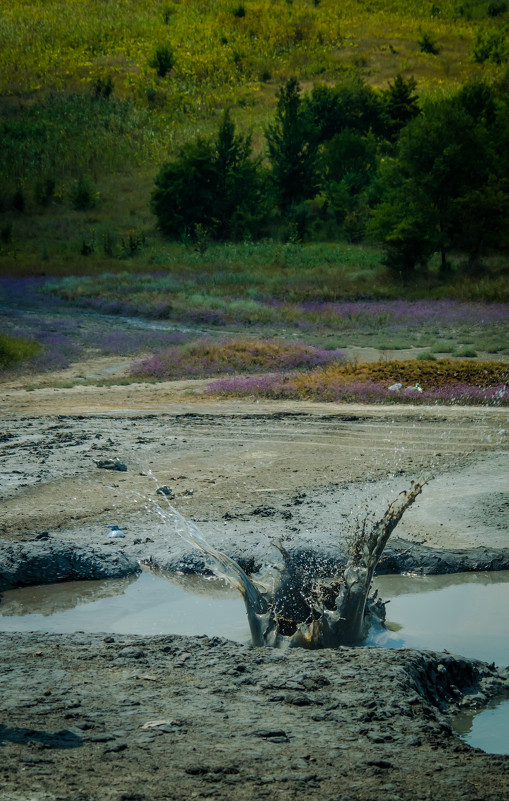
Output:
[34,176,56,206]
[418,31,441,54]
[148,44,175,78]
[12,187,25,212]
[0,222,12,245]
[69,174,98,210]
[488,1,507,16]
[92,75,114,99]
[0,333,41,369]
[162,5,175,24]
[207,359,509,406]
[130,338,345,380]
[120,229,146,258]
[471,28,508,64]
[80,230,96,255]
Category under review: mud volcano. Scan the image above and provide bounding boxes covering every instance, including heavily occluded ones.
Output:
[163,479,427,648]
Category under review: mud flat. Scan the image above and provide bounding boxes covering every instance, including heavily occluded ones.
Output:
[1,632,509,801]
[1,379,509,799]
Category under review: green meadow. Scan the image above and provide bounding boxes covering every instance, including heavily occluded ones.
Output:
[1,0,508,275]
[1,1,508,398]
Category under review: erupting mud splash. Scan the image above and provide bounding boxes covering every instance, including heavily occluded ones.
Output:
[148,472,428,649]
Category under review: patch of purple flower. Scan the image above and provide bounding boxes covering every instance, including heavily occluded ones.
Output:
[129,339,345,380]
[1,305,197,374]
[42,275,509,331]
[207,375,509,406]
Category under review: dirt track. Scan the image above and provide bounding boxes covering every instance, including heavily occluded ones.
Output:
[1,374,509,800]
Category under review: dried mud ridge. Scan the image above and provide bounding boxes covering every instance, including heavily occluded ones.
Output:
[1,536,509,801]
[1,633,509,801]
[2,536,509,593]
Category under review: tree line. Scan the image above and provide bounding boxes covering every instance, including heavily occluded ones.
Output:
[151,74,509,275]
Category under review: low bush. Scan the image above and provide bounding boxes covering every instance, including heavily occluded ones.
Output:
[130,338,345,379]
[207,359,509,406]
[148,44,175,78]
[0,333,41,370]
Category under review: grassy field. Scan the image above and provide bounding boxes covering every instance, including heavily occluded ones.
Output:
[1,1,508,403]
[1,0,508,272]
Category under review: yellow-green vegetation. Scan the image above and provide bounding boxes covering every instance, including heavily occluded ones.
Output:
[0,333,41,369]
[316,358,509,387]
[208,358,509,405]
[0,0,490,100]
[1,1,508,296]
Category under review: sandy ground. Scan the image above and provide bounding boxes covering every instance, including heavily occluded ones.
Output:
[1,366,509,800]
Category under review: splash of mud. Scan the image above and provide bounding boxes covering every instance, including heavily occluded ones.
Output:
[149,472,428,649]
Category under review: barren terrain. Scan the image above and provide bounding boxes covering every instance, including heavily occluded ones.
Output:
[1,366,508,800]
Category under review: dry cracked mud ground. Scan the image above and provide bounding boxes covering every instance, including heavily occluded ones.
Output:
[1,372,509,800]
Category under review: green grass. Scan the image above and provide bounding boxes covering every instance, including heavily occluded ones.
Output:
[0,333,41,369]
[0,0,508,300]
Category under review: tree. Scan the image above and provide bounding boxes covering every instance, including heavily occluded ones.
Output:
[265,77,319,211]
[213,109,267,239]
[381,74,420,142]
[370,92,507,274]
[321,129,377,238]
[151,111,268,240]
[302,79,385,143]
[151,138,218,238]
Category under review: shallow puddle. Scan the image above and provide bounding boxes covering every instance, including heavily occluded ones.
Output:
[0,570,251,642]
[2,570,509,665]
[453,695,509,755]
[370,570,509,666]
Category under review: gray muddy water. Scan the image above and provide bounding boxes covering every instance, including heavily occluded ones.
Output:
[1,569,508,664]
[453,695,509,755]
[369,570,509,666]
[0,570,250,641]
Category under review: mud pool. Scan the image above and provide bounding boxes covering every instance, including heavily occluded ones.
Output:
[0,570,250,641]
[453,695,509,755]
[369,570,509,666]
[2,569,509,666]
[2,569,509,758]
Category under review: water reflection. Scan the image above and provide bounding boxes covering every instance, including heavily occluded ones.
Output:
[2,569,509,665]
[453,695,509,755]
[0,570,250,641]
[370,571,509,666]
[0,576,138,617]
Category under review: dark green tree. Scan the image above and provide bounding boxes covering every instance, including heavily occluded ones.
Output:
[265,77,319,211]
[151,138,218,237]
[151,111,268,240]
[321,129,377,237]
[381,74,420,142]
[302,79,385,143]
[213,109,267,239]
[370,92,508,273]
